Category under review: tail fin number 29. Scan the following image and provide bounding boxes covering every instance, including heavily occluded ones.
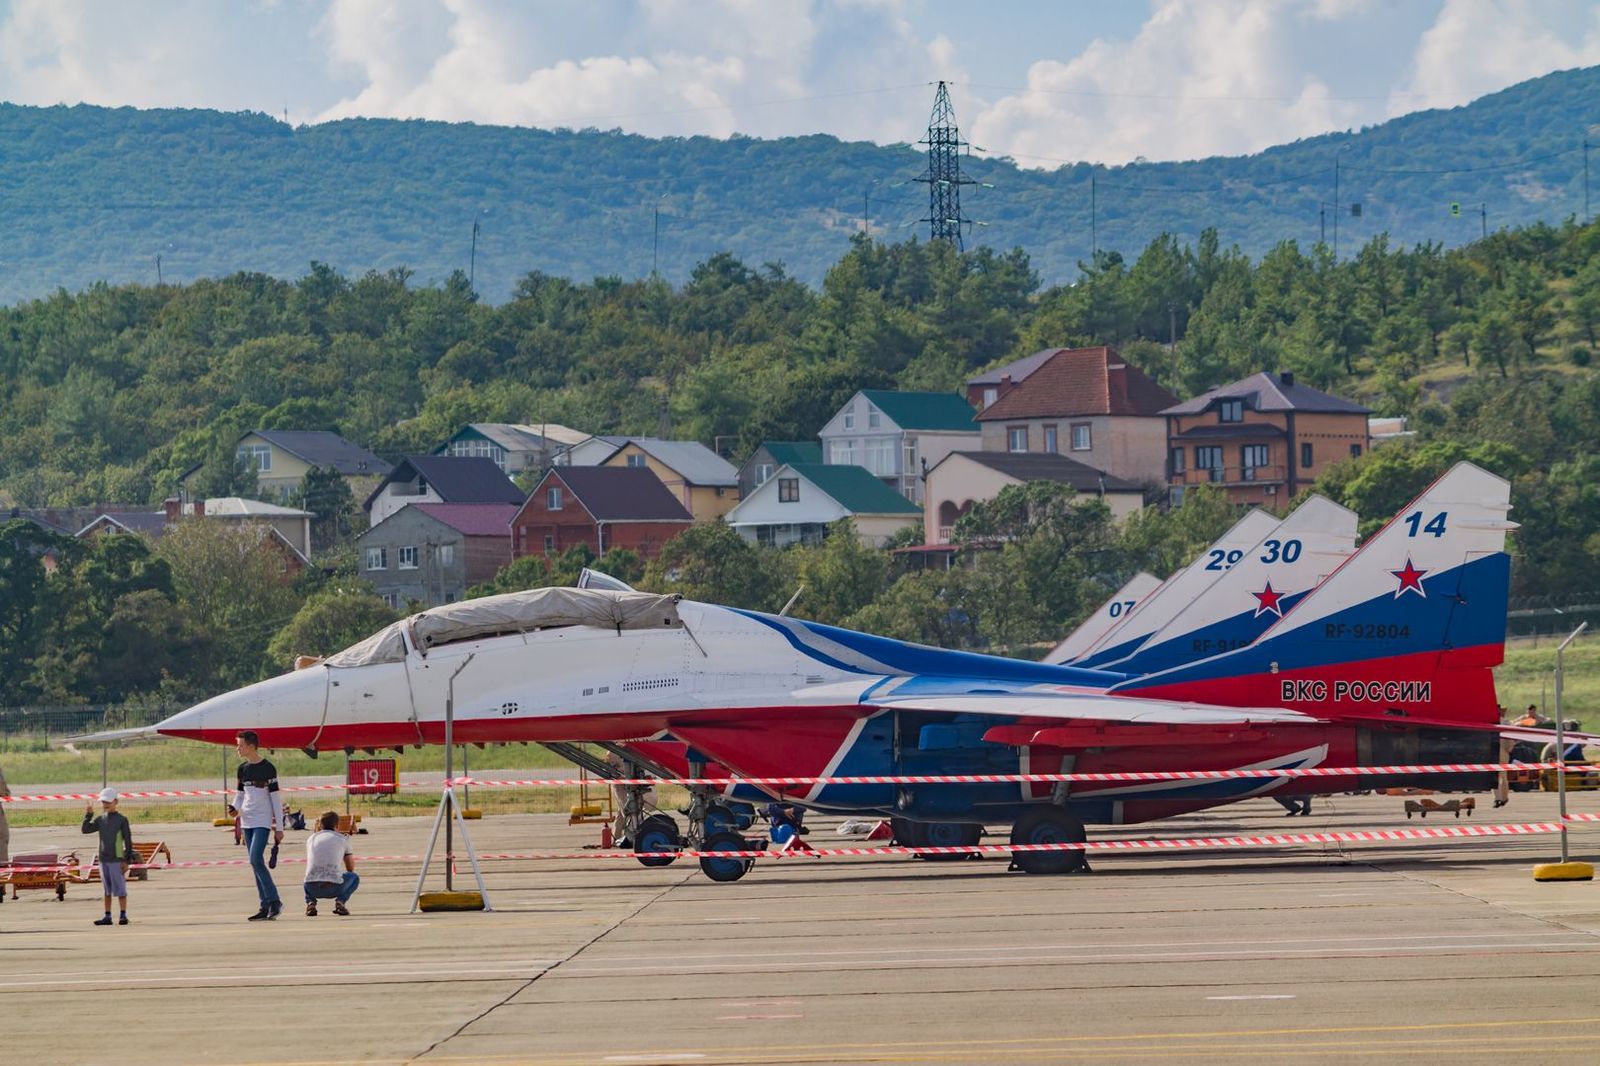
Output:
[1403,512,1449,538]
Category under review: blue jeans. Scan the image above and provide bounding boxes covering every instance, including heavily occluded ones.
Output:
[304,871,360,905]
[243,827,280,906]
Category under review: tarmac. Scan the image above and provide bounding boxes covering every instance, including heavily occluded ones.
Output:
[6,790,1600,1065]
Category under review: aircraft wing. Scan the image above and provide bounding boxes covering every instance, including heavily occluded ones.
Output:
[872,692,1318,727]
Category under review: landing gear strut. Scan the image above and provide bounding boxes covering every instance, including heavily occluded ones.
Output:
[1009,807,1088,875]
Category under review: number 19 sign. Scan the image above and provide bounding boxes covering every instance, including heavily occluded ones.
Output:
[347,758,398,796]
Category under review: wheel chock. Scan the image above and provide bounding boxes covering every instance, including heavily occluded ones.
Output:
[418,891,486,911]
[461,809,483,820]
[1533,861,1595,882]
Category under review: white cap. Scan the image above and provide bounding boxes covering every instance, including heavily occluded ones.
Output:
[98,787,119,803]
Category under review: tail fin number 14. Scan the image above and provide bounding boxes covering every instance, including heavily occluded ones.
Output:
[1403,511,1448,538]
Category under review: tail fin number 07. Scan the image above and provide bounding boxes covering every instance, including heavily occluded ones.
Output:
[1108,599,1137,618]
[1402,511,1448,538]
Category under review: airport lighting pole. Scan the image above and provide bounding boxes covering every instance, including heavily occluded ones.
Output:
[1554,623,1586,864]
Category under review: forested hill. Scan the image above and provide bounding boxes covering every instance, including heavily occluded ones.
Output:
[1,65,1597,303]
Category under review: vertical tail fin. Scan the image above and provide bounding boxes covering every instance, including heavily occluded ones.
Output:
[1072,509,1282,668]
[1106,496,1357,675]
[1043,572,1162,665]
[1113,463,1514,726]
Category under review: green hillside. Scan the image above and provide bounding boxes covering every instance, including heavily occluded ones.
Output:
[0,65,1597,303]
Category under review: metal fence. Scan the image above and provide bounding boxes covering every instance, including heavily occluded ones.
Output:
[0,704,180,746]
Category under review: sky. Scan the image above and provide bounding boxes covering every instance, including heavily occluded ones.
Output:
[0,0,1597,166]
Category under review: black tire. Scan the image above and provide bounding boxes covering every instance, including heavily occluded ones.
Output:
[634,814,680,868]
[1009,807,1087,875]
[699,831,755,883]
[915,821,983,861]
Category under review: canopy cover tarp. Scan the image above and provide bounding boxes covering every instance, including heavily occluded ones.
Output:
[324,587,682,668]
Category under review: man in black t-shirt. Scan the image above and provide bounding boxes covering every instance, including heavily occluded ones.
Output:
[235,730,284,921]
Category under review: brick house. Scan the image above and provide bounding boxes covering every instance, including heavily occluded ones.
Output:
[356,502,517,608]
[1163,371,1371,510]
[973,347,1178,486]
[512,467,693,562]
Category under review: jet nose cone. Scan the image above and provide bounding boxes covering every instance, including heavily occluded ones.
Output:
[156,667,329,749]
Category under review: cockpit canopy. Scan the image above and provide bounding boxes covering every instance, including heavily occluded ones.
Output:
[324,587,683,668]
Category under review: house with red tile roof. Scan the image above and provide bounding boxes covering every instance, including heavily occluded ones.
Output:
[973,346,1178,486]
[356,502,518,608]
[512,467,693,563]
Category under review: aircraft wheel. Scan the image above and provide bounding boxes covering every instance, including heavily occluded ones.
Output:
[1009,808,1087,875]
[915,821,983,861]
[699,831,756,883]
[704,803,748,834]
[634,814,681,868]
[890,818,920,846]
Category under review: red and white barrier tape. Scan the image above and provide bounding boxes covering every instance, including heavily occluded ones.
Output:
[5,821,1584,876]
[2,762,1576,805]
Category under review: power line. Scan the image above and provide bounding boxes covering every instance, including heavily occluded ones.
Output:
[960,79,1492,106]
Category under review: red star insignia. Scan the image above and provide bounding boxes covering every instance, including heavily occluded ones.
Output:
[1391,557,1428,598]
[1252,581,1285,618]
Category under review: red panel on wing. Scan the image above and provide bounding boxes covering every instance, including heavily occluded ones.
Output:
[670,708,870,779]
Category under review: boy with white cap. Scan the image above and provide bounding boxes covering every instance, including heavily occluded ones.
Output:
[81,788,135,926]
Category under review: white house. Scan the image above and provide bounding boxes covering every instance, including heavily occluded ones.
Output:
[816,390,979,504]
[723,463,921,548]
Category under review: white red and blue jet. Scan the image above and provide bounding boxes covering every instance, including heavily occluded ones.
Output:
[149,463,1529,879]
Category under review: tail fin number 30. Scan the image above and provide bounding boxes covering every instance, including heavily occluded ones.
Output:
[1403,511,1449,538]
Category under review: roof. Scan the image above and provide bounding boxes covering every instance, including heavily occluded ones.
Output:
[858,390,978,432]
[78,512,170,536]
[192,497,314,518]
[410,503,520,537]
[976,347,1178,421]
[968,349,1059,388]
[451,423,591,452]
[613,439,739,487]
[545,467,694,522]
[1171,424,1286,441]
[1161,372,1372,416]
[248,430,391,476]
[365,456,525,510]
[759,441,823,467]
[787,464,921,515]
[941,451,1145,494]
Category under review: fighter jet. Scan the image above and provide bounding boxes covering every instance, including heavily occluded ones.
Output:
[153,463,1520,880]
[1042,571,1163,666]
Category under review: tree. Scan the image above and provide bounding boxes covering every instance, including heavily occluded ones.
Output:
[785,521,891,627]
[266,586,399,669]
[0,520,78,699]
[642,522,786,610]
[291,465,359,551]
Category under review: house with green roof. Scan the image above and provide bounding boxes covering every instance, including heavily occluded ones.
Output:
[817,390,979,504]
[723,463,921,548]
[738,441,823,499]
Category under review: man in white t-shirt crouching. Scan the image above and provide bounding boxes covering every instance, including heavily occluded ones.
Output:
[303,811,359,917]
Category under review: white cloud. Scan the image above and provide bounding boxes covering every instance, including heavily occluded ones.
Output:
[967,0,1375,166]
[1392,0,1600,115]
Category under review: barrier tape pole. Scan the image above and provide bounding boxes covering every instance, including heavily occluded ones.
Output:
[1,762,1570,804]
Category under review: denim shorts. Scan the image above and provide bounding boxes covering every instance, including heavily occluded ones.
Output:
[101,859,128,897]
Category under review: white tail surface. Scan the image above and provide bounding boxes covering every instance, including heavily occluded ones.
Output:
[1043,572,1162,665]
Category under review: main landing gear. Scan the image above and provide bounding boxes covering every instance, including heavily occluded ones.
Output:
[891,818,984,861]
[1009,807,1089,875]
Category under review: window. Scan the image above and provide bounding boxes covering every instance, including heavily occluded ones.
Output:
[438,544,454,566]
[1169,447,1185,475]
[448,439,505,470]
[754,462,774,486]
[1350,443,1363,458]
[237,444,272,472]
[1168,486,1186,507]
[1043,425,1059,453]
[867,405,881,429]
[1300,442,1314,468]
[982,387,998,407]
[1218,399,1244,423]
[1070,423,1092,451]
[547,486,563,510]
[542,534,555,553]
[380,592,399,609]
[1241,444,1269,480]
[778,477,799,503]
[626,453,647,468]
[1007,426,1028,452]
[365,546,387,571]
[864,437,896,476]
[843,405,856,430]
[1196,446,1224,480]
[398,546,418,570]
[828,439,857,465]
